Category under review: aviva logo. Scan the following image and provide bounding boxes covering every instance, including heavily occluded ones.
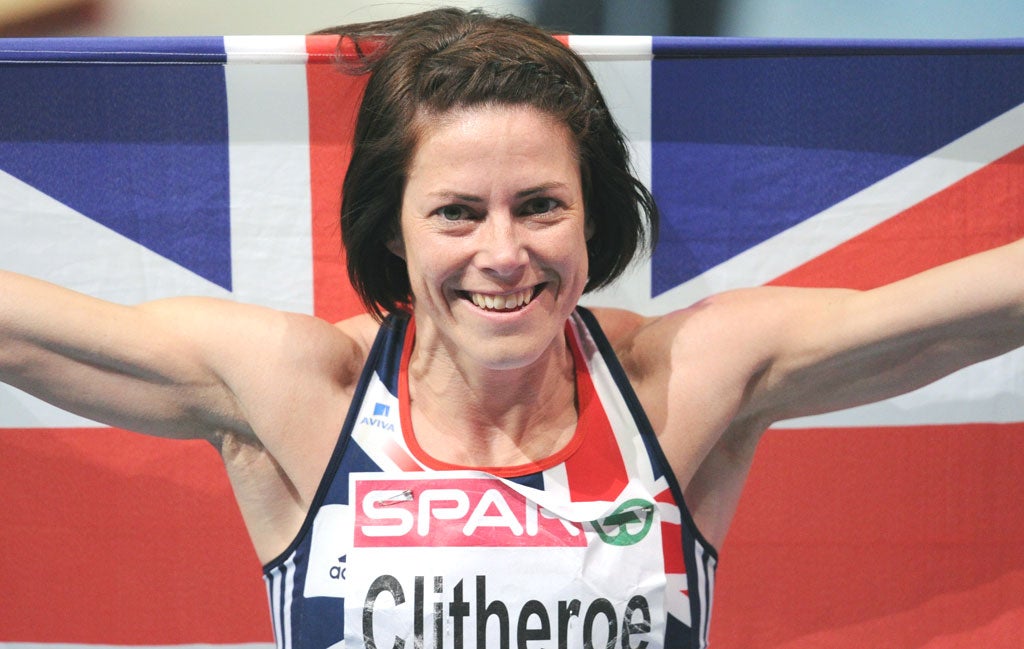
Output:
[361,402,395,431]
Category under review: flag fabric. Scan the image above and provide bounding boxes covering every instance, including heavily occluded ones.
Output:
[1,34,1023,649]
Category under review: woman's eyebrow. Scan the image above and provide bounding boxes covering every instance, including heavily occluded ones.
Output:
[427,190,484,203]
[427,182,570,202]
[516,182,569,198]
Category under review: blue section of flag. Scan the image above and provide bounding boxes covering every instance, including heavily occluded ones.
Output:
[650,40,1024,295]
[0,41,232,289]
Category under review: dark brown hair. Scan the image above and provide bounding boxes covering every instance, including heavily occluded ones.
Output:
[317,7,658,319]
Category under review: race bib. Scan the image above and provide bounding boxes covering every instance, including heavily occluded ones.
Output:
[343,471,667,649]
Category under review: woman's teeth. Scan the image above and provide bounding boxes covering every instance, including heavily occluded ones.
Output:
[469,287,535,312]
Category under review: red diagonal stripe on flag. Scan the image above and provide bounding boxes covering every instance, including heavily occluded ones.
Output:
[771,145,1024,289]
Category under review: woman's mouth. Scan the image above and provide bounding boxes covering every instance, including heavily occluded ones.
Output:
[461,285,545,312]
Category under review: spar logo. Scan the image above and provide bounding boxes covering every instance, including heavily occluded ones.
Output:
[353,477,658,549]
[353,477,587,548]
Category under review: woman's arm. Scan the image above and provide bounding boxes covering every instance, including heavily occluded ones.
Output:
[0,269,356,444]
[740,237,1024,425]
[619,238,1024,547]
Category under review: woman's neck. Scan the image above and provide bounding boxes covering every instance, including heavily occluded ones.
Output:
[405,324,578,468]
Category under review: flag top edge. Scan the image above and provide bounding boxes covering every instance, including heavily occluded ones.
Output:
[6,35,1024,65]
[567,35,653,60]
[653,35,1024,57]
[0,36,228,63]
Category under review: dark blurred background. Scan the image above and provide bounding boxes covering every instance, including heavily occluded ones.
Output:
[1,0,1023,38]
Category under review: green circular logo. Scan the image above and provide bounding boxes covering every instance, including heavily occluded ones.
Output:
[592,498,655,546]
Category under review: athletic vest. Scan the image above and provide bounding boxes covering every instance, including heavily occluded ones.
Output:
[263,308,717,649]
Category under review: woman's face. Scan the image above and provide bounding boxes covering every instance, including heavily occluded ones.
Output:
[395,104,589,371]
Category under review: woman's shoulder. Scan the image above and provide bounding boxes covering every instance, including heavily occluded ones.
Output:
[587,302,711,362]
[222,308,380,393]
[586,290,777,382]
[334,312,383,358]
[586,306,665,383]
[586,306,650,346]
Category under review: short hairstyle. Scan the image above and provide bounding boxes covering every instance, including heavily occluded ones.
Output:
[317,8,659,320]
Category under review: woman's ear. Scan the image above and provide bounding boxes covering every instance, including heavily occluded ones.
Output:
[386,236,406,260]
[584,217,596,242]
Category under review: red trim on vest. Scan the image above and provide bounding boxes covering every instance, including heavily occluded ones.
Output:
[398,316,601,478]
[561,363,630,502]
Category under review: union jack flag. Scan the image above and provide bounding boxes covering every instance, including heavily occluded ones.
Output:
[1,35,1022,649]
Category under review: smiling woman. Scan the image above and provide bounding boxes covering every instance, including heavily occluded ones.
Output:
[329,8,658,322]
[1,6,1024,649]
[396,106,589,376]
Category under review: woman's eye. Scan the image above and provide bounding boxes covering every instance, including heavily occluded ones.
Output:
[521,197,559,216]
[437,205,469,221]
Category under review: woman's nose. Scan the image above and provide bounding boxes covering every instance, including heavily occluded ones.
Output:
[475,214,528,278]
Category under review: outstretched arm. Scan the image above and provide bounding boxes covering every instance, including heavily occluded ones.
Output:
[622,238,1024,548]
[0,269,372,561]
[741,237,1024,424]
[0,270,247,439]
[0,269,355,443]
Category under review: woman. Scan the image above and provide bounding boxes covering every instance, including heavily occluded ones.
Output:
[1,8,1022,649]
